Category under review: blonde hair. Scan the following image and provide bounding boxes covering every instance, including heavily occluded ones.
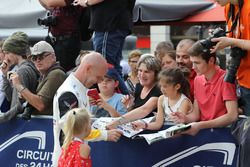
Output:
[128,49,142,60]
[62,108,90,151]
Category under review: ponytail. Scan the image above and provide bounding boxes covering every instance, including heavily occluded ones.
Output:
[62,110,76,151]
[180,77,190,99]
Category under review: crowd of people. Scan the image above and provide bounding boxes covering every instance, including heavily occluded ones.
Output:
[0,0,249,167]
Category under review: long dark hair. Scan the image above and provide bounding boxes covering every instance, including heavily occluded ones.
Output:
[158,67,190,98]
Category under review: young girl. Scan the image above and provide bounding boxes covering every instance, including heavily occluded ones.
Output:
[133,67,192,130]
[58,108,92,167]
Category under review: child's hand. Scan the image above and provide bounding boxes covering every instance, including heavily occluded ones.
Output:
[89,97,97,106]
[96,98,108,109]
[121,95,134,109]
[169,111,186,124]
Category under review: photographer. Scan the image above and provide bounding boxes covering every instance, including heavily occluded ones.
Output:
[211,0,250,116]
[211,1,250,167]
[39,0,83,71]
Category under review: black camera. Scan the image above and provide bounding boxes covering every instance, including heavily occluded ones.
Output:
[200,28,226,52]
[224,47,246,83]
[37,13,57,27]
[200,28,246,83]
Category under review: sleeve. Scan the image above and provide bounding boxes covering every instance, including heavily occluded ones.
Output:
[38,70,66,107]
[85,129,108,141]
[17,67,35,91]
[222,81,237,101]
[2,75,12,102]
[58,92,79,117]
[115,95,127,115]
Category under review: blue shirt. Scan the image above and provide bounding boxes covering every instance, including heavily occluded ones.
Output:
[90,93,127,118]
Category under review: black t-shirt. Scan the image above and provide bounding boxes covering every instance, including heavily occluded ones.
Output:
[133,83,162,117]
[89,0,135,32]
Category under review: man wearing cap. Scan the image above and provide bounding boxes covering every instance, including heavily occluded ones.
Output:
[0,32,39,123]
[11,41,66,119]
[52,51,122,167]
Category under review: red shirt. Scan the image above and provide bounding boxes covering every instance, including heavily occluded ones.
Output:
[194,66,237,121]
[189,69,197,102]
[58,140,92,167]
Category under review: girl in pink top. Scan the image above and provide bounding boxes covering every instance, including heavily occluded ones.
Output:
[58,108,92,167]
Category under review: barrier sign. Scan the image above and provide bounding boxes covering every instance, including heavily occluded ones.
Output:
[90,128,239,167]
[0,117,239,167]
[0,117,53,167]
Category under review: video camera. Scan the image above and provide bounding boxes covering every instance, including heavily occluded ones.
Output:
[200,28,246,84]
[37,12,57,27]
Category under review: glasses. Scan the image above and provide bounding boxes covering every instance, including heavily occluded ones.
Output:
[129,60,138,64]
[31,53,50,62]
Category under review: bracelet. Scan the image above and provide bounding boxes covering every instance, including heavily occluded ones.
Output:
[144,122,148,129]
[16,84,26,93]
[117,116,126,125]
[140,119,148,129]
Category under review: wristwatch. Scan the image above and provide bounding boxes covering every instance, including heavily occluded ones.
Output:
[85,0,90,7]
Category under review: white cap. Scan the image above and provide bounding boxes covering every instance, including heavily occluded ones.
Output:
[31,41,54,55]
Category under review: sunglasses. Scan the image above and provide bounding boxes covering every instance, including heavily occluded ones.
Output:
[31,53,50,62]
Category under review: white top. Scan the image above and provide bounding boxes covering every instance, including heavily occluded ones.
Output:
[162,94,189,122]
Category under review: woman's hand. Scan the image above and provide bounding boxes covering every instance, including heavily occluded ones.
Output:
[106,120,120,130]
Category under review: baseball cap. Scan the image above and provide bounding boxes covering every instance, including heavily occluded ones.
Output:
[105,66,120,81]
[31,41,54,55]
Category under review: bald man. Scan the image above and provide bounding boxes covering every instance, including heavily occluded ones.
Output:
[52,52,122,167]
[176,39,196,102]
